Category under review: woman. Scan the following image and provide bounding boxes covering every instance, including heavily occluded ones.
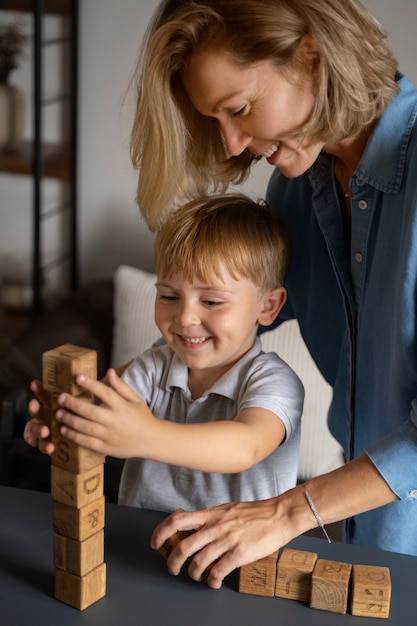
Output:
[134,0,417,589]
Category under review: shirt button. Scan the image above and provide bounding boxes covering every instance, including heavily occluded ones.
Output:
[410,489,417,498]
[358,200,368,210]
[355,252,363,263]
[356,177,366,187]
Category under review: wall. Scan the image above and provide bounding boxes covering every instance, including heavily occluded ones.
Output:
[1,0,417,292]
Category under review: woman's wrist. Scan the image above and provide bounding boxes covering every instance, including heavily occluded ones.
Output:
[275,484,319,543]
[303,487,332,543]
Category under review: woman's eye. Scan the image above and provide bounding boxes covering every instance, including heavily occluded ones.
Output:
[232,105,249,117]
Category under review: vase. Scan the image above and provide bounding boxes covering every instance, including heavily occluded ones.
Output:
[0,66,25,148]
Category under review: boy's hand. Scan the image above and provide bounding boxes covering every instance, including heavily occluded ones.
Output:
[53,368,155,458]
[24,380,55,454]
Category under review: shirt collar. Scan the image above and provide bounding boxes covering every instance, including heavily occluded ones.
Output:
[356,73,417,194]
[166,336,264,400]
[310,73,417,196]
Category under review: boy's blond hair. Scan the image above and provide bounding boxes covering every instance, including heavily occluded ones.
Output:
[131,0,398,230]
[154,194,290,293]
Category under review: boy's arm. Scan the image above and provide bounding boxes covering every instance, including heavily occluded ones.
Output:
[53,369,287,472]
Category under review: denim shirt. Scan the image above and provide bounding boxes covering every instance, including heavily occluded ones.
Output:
[265,73,417,555]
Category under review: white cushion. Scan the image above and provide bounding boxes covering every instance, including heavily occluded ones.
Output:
[111,265,344,480]
[111,265,160,368]
[261,321,344,480]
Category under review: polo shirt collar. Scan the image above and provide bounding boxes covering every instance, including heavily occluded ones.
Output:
[166,336,263,400]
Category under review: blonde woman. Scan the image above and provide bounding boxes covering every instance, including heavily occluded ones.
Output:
[127,0,417,587]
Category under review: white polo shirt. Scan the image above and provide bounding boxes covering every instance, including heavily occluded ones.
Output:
[118,337,304,512]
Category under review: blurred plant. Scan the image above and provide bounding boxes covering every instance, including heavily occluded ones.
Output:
[0,21,28,70]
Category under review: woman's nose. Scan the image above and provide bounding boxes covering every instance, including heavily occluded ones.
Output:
[220,120,253,156]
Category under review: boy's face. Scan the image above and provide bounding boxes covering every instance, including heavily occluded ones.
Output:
[155,268,284,386]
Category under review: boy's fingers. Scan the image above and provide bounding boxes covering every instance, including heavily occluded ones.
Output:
[107,369,142,402]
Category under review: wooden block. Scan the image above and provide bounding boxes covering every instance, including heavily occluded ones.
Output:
[310,559,352,614]
[54,530,104,576]
[157,528,195,560]
[55,562,106,610]
[45,390,94,412]
[156,515,219,584]
[43,344,97,395]
[351,564,391,619]
[275,548,318,602]
[239,551,279,597]
[157,510,192,559]
[51,415,105,473]
[51,464,104,508]
[53,496,105,541]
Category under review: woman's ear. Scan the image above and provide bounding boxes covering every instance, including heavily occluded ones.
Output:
[297,33,320,74]
[257,287,287,326]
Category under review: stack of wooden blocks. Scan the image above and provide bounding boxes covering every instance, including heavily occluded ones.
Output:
[43,344,106,611]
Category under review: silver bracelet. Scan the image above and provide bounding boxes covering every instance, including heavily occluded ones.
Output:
[304,488,332,544]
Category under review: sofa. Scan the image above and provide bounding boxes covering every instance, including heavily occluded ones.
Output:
[0,265,344,500]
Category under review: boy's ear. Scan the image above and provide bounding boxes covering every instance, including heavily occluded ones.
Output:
[257,287,287,326]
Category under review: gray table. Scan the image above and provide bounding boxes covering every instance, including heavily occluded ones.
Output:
[1,485,416,625]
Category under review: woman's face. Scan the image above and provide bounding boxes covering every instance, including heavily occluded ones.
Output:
[181,43,325,178]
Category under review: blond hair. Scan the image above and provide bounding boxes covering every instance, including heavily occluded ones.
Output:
[132,0,398,229]
[154,193,290,292]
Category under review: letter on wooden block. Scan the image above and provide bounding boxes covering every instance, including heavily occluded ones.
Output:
[53,496,105,541]
[239,552,279,597]
[310,559,352,614]
[55,562,106,610]
[43,344,97,396]
[51,415,104,473]
[51,464,104,508]
[351,564,391,619]
[54,530,104,577]
[275,548,318,602]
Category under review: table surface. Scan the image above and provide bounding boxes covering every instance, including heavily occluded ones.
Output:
[1,485,416,625]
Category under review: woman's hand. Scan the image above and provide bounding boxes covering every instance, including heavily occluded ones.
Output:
[150,494,300,589]
[53,368,156,458]
[150,454,399,589]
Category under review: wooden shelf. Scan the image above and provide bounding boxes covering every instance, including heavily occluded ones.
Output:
[0,0,71,15]
[0,141,70,179]
[0,0,78,315]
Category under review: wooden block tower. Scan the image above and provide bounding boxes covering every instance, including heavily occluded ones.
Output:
[43,344,106,611]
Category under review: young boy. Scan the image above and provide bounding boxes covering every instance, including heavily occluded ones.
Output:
[25,194,304,512]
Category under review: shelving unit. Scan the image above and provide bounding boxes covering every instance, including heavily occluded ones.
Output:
[0,0,79,316]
